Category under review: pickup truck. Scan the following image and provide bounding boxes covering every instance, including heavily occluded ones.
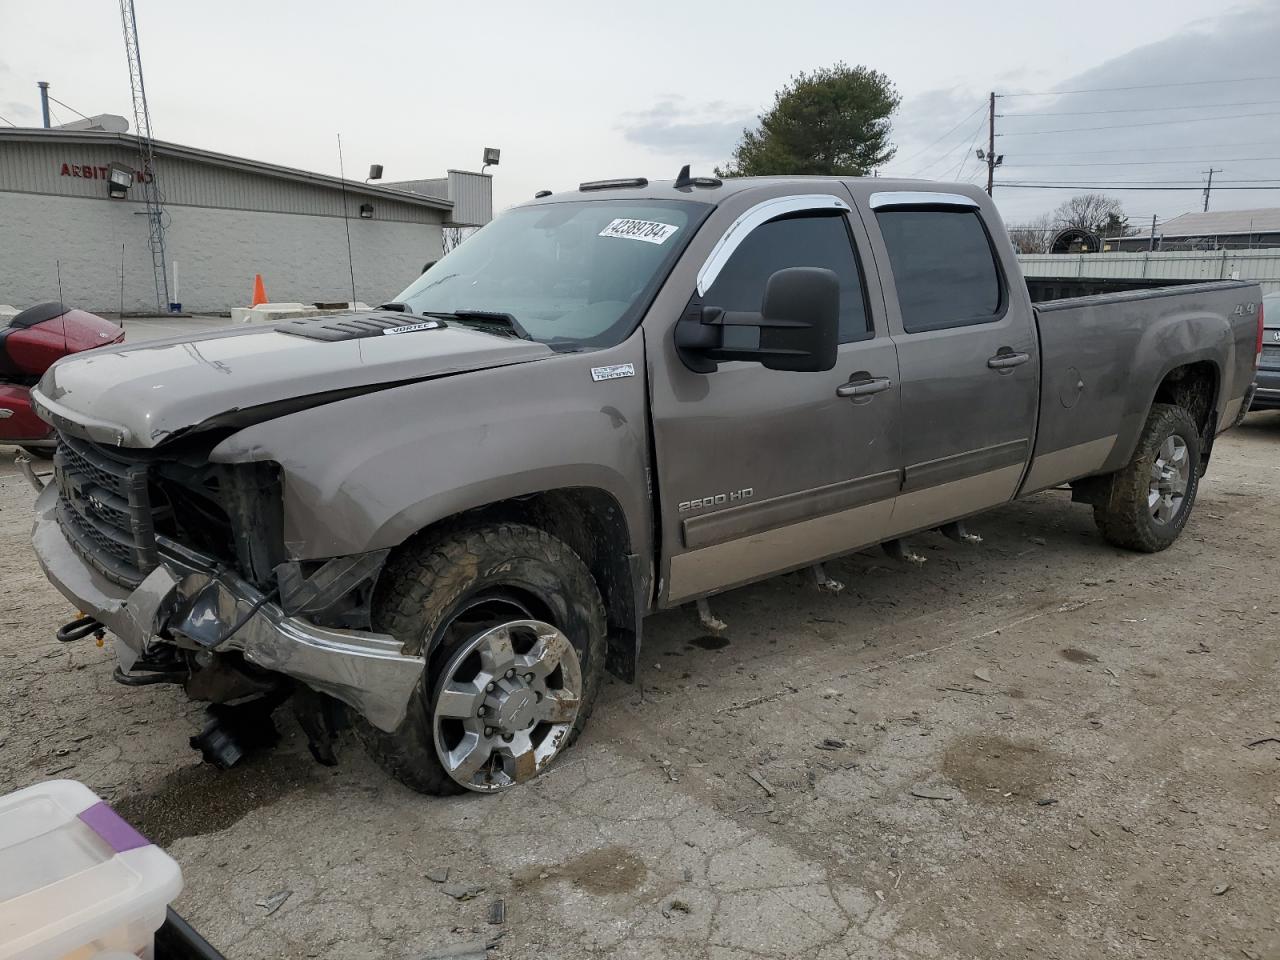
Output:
[27,174,1264,795]
[1250,290,1280,410]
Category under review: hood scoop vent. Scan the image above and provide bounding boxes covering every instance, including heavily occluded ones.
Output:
[276,311,443,342]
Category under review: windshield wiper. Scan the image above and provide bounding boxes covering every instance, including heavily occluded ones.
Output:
[424,309,533,341]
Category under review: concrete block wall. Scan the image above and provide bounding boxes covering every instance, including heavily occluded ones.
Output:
[0,193,443,314]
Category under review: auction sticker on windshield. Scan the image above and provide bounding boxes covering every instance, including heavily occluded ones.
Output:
[599,219,679,244]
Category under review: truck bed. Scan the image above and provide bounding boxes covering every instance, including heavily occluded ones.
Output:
[1020,280,1260,495]
[1025,275,1204,303]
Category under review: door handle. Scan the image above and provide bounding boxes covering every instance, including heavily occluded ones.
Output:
[836,376,893,398]
[987,351,1030,370]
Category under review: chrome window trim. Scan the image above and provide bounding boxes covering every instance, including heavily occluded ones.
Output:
[869,191,979,210]
[696,194,851,296]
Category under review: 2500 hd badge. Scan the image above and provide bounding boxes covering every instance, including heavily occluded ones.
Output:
[678,488,754,512]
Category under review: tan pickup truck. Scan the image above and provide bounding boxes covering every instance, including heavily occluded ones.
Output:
[28,172,1263,794]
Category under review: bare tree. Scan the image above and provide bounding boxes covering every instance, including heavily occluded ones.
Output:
[442,226,475,254]
[1006,213,1056,254]
[1052,193,1129,237]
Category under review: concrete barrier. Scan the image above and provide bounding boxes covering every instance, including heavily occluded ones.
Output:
[230,302,372,324]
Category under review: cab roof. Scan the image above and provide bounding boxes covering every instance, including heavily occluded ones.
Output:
[521,174,964,210]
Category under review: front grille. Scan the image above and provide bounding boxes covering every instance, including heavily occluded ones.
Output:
[1261,342,1280,368]
[53,432,159,588]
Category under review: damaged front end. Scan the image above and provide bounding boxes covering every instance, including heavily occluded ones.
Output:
[31,429,423,766]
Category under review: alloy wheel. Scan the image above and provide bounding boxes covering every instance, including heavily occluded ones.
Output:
[432,618,582,792]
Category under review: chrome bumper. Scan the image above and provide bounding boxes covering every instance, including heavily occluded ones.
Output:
[31,483,423,731]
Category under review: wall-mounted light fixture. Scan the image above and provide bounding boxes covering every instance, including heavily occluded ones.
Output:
[482,146,500,174]
[107,163,133,199]
[359,202,374,219]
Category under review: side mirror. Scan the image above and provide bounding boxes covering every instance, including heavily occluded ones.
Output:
[675,266,840,373]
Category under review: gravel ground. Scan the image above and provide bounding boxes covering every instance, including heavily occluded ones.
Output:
[1,414,1277,960]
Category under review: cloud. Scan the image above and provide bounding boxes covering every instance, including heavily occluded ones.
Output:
[620,97,757,162]
[1,101,36,123]
[889,2,1280,220]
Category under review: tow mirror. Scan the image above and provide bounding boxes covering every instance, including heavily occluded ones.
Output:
[675,267,840,373]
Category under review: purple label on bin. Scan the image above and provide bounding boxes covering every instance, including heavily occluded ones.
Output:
[78,801,150,853]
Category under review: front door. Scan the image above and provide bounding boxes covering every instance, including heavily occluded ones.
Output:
[647,189,903,605]
[853,188,1039,535]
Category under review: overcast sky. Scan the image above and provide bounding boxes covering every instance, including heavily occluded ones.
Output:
[3,0,1278,227]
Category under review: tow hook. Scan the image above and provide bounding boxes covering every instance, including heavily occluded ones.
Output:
[56,614,105,644]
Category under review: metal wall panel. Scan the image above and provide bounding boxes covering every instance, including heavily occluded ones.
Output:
[445,170,493,226]
[1018,249,1280,294]
[0,139,442,224]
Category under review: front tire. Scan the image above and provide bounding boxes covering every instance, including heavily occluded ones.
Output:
[1092,403,1201,552]
[357,523,606,795]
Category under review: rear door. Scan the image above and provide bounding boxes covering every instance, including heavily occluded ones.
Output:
[851,187,1039,533]
[646,187,902,605]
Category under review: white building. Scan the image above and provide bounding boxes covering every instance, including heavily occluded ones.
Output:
[0,128,492,314]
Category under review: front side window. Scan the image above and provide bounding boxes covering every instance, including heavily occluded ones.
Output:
[704,213,872,344]
[876,209,1003,334]
[395,198,709,349]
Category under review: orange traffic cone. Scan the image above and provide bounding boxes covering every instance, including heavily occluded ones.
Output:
[251,274,268,307]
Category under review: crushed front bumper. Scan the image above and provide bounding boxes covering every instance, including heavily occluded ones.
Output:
[31,483,423,731]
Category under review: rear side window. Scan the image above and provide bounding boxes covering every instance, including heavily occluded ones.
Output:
[876,209,1003,333]
[705,213,872,343]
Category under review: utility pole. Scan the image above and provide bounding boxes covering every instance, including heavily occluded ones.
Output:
[1202,168,1222,212]
[37,81,50,128]
[987,91,996,196]
[1149,214,1157,252]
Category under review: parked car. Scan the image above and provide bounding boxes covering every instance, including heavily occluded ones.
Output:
[0,302,123,458]
[27,174,1263,795]
[1249,291,1280,411]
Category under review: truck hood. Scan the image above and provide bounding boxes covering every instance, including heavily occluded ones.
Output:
[33,316,554,448]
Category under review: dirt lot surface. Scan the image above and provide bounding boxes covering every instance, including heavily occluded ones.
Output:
[2,414,1278,960]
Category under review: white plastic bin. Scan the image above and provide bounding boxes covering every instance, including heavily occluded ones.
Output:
[0,780,183,960]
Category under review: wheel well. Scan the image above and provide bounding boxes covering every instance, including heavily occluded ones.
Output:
[1153,361,1218,470]
[401,488,642,683]
[1153,362,1217,434]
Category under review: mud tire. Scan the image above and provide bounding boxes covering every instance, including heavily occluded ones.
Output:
[356,523,606,795]
[1092,403,1201,553]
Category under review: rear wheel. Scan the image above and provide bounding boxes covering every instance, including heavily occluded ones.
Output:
[1092,403,1201,552]
[357,523,606,795]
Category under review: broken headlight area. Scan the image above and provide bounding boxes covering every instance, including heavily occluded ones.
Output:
[52,428,286,591]
[49,428,400,767]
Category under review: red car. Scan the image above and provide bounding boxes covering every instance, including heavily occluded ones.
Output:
[0,302,124,457]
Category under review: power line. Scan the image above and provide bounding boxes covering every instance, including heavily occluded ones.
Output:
[996,182,1280,191]
[1011,139,1280,157]
[1013,178,1280,185]
[901,114,989,178]
[951,113,992,181]
[997,110,1280,136]
[1007,156,1280,168]
[1000,75,1280,97]
[892,101,988,167]
[1000,98,1280,117]
[0,113,15,127]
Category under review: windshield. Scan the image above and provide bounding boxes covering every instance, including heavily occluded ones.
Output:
[393,198,709,348]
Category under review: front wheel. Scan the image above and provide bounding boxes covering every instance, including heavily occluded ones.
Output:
[1092,403,1201,552]
[357,523,606,795]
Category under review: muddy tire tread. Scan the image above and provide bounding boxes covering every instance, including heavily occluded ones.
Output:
[356,522,606,795]
[1092,403,1201,553]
